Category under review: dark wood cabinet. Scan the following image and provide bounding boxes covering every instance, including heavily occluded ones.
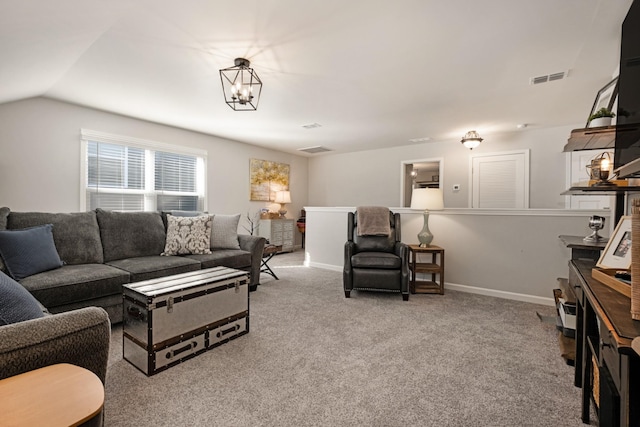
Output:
[570,260,640,426]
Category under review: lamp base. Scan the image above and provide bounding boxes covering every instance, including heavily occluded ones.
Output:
[278,209,287,218]
[583,231,604,242]
[417,210,434,247]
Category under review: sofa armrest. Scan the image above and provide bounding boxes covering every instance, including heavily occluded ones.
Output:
[0,307,110,384]
[238,234,266,288]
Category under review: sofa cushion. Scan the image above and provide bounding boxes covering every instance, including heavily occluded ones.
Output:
[0,207,8,230]
[0,224,63,280]
[7,211,104,265]
[19,264,130,308]
[211,214,241,250]
[96,209,166,262]
[0,270,45,325]
[162,214,213,256]
[106,255,200,282]
[185,249,252,270]
[0,207,8,273]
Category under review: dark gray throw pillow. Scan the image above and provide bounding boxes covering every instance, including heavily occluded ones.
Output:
[0,270,45,325]
[0,224,63,280]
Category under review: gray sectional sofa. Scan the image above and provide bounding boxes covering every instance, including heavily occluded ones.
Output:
[0,207,266,324]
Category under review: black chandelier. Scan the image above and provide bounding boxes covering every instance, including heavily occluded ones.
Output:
[219,58,262,111]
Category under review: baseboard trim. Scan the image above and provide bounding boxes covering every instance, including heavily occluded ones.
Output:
[445,282,555,306]
[307,262,555,306]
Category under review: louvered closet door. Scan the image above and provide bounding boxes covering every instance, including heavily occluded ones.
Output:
[471,151,529,208]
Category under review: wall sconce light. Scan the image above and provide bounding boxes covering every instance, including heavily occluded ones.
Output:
[274,191,292,218]
[219,58,262,111]
[461,130,483,150]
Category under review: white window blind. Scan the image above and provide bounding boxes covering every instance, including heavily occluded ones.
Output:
[81,130,206,212]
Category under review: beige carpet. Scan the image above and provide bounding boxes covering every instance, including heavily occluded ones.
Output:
[104,251,593,426]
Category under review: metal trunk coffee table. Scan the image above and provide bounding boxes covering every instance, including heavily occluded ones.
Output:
[122,266,249,376]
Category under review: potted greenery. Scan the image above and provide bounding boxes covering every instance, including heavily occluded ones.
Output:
[588,107,616,127]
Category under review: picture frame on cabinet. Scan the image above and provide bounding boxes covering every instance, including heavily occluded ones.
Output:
[597,215,632,270]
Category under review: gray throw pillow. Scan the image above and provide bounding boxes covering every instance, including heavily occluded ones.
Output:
[0,224,63,280]
[0,270,45,325]
[162,214,213,256]
[211,214,241,250]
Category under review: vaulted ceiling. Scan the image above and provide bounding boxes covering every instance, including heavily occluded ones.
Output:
[0,0,633,155]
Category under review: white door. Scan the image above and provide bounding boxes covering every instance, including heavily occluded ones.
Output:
[471,151,529,208]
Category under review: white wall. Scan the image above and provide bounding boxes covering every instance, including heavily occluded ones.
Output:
[305,207,609,305]
[308,125,576,209]
[0,97,308,243]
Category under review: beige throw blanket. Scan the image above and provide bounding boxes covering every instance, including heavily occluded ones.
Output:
[357,206,390,236]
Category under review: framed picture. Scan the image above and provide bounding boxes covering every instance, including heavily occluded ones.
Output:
[586,77,618,127]
[249,159,290,201]
[597,215,632,270]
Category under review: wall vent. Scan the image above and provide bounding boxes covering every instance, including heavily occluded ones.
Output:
[529,70,569,85]
[298,146,332,154]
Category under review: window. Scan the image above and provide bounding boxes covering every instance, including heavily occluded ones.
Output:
[471,150,529,209]
[81,130,206,212]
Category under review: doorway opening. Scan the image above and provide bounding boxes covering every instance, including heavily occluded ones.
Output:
[400,158,442,207]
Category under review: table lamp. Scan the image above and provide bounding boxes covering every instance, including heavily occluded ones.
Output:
[274,190,291,218]
[410,188,444,247]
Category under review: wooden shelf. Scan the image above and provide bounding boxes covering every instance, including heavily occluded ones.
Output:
[408,245,444,295]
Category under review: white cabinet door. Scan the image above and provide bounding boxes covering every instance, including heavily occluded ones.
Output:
[567,149,613,210]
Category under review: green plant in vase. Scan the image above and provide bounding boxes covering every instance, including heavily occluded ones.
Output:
[588,107,616,127]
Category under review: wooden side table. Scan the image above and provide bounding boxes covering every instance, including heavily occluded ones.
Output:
[408,244,445,294]
[0,363,104,427]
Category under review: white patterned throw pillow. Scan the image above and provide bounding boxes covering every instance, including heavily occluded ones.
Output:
[162,214,213,256]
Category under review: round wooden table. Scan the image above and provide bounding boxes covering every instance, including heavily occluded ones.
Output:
[0,363,104,427]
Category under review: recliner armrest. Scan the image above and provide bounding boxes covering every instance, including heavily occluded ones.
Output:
[395,242,410,294]
[0,307,110,384]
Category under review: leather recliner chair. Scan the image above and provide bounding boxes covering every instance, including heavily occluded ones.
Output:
[343,210,409,301]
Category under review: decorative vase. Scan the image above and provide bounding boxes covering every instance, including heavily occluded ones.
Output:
[589,117,612,128]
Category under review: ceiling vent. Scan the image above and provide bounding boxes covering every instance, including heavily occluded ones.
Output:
[302,123,322,129]
[408,137,431,143]
[529,70,569,85]
[298,146,332,154]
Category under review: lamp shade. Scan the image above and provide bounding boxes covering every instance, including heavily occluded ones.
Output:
[410,188,444,211]
[274,191,291,204]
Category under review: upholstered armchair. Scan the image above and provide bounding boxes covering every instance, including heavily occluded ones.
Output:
[343,208,409,301]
